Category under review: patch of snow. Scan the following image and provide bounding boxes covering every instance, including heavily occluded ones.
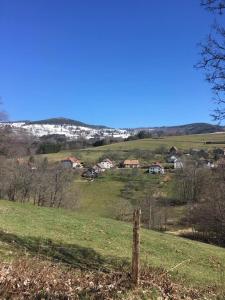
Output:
[0,122,131,140]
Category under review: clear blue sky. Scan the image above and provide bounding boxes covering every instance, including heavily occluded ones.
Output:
[0,0,218,127]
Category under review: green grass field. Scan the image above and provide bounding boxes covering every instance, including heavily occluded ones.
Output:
[37,133,225,166]
[0,199,224,292]
[96,133,225,151]
[70,169,172,218]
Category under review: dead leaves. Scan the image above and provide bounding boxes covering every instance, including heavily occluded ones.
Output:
[0,258,219,299]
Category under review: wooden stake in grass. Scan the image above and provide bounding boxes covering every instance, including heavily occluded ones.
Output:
[132,208,141,288]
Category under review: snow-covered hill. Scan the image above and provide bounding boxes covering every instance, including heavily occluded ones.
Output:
[0,120,130,140]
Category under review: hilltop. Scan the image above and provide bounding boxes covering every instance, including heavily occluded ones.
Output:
[151,122,224,135]
[27,117,110,129]
[0,118,224,141]
[0,118,129,140]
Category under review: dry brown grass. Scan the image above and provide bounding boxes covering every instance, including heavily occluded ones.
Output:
[0,258,219,300]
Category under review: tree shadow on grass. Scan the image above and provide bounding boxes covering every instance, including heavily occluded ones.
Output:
[0,230,129,272]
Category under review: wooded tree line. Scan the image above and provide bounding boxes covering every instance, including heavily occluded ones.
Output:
[173,163,225,246]
[0,158,76,208]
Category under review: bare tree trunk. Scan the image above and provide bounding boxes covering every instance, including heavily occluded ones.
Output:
[132,208,141,288]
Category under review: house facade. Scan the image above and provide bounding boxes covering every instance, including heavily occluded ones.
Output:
[149,163,164,174]
[99,159,114,169]
[123,160,140,168]
[174,158,183,169]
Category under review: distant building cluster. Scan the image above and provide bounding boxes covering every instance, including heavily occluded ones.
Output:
[15,144,225,181]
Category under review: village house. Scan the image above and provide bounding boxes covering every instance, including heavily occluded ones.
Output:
[61,157,83,169]
[149,163,164,174]
[99,158,114,169]
[174,158,183,169]
[123,159,140,168]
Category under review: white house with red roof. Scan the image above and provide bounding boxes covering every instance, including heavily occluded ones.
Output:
[149,162,164,174]
[100,158,114,169]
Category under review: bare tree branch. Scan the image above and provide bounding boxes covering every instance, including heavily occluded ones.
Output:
[201,0,225,14]
[196,5,225,120]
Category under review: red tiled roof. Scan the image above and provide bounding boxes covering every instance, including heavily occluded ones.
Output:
[149,162,163,168]
[123,160,139,165]
[63,157,80,163]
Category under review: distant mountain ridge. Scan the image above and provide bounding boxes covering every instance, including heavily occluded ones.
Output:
[26,117,110,129]
[131,122,224,135]
[1,118,224,140]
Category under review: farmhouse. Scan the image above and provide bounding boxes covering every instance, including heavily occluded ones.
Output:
[149,163,164,174]
[99,158,114,169]
[123,160,140,168]
[61,157,83,169]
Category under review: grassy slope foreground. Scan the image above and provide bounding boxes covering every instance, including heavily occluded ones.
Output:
[0,200,224,296]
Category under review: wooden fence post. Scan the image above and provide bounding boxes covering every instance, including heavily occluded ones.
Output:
[132,208,141,287]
